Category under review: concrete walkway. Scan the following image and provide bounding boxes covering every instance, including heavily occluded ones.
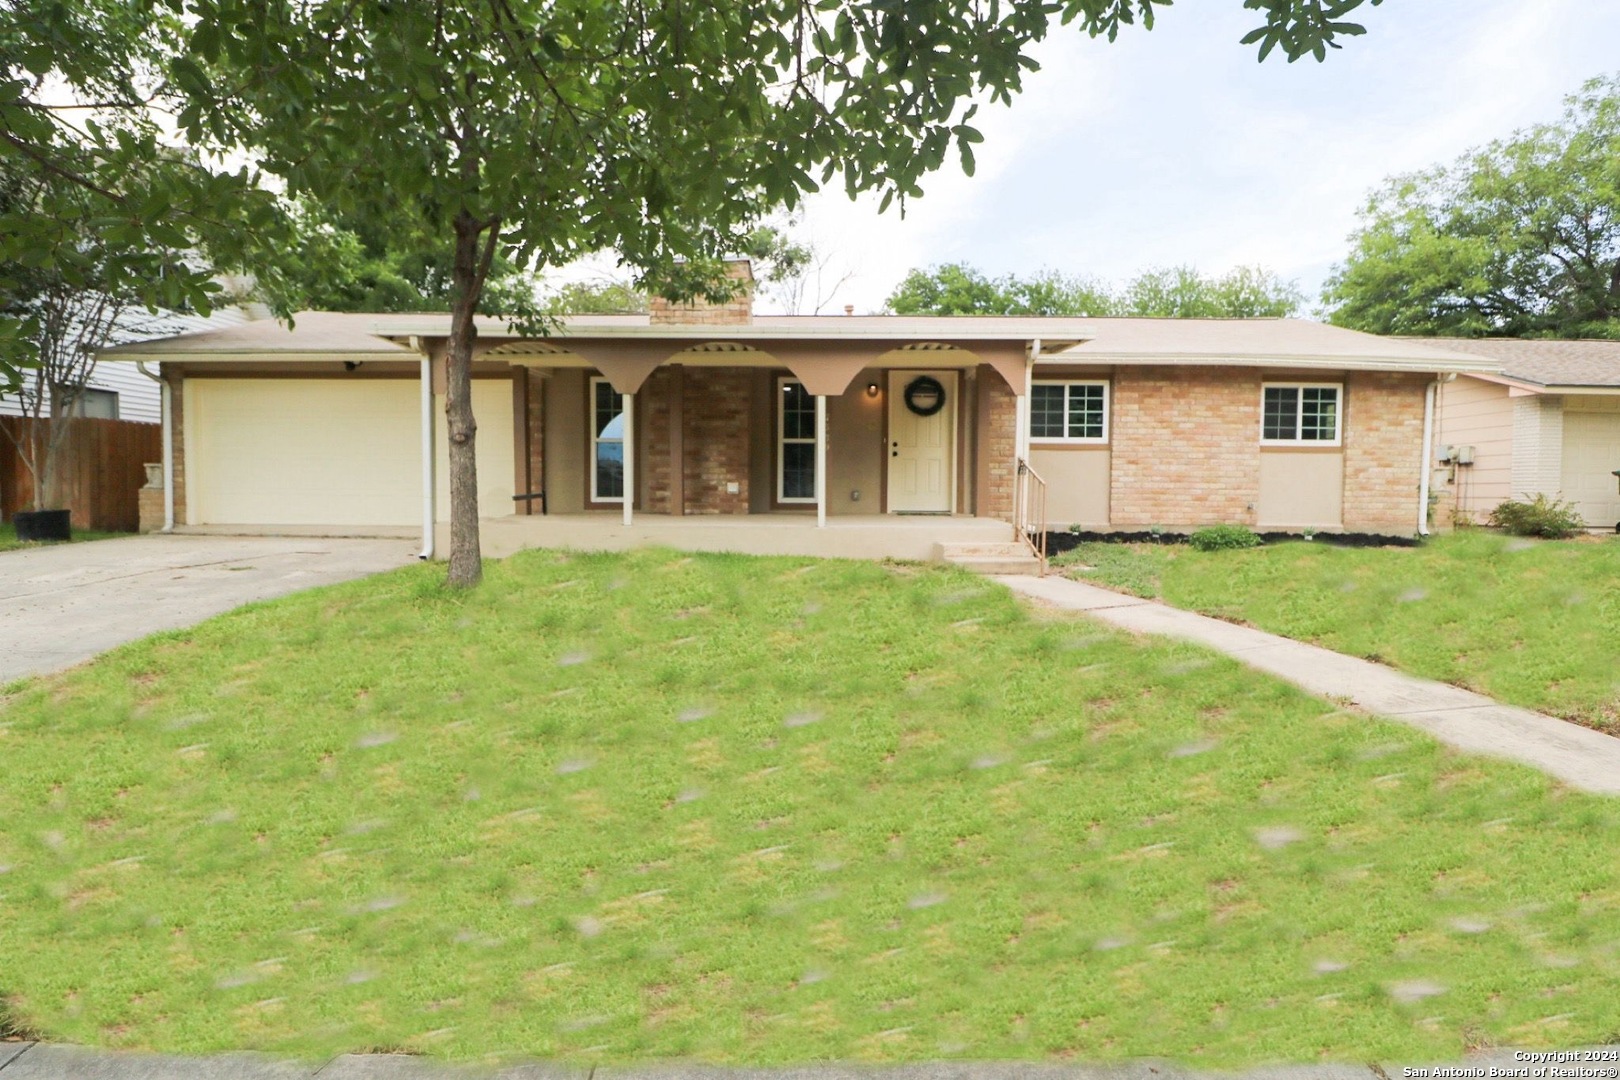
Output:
[0,535,417,684]
[2,1042,1609,1080]
[996,575,1620,796]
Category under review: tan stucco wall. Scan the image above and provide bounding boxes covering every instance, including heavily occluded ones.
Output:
[433,382,516,521]
[1435,376,1513,522]
[1257,451,1343,528]
[544,368,588,513]
[826,368,886,514]
[1030,447,1110,527]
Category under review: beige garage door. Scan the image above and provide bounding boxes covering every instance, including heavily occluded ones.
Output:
[1562,406,1620,529]
[186,378,515,527]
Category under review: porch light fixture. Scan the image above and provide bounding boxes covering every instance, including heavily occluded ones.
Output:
[866,382,879,397]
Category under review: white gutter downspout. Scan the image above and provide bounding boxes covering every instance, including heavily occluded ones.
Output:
[1416,373,1453,537]
[414,339,435,560]
[136,362,174,531]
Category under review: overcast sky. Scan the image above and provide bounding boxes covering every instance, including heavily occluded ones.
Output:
[684,0,1618,316]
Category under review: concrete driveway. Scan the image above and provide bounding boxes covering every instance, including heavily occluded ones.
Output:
[0,534,417,684]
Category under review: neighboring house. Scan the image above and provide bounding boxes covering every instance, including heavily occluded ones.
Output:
[0,304,264,425]
[1418,338,1620,530]
[101,261,1492,562]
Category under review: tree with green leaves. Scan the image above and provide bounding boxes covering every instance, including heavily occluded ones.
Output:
[886,263,1302,318]
[281,203,544,316]
[0,3,290,390]
[171,0,1384,586]
[1323,74,1620,339]
[1118,265,1303,318]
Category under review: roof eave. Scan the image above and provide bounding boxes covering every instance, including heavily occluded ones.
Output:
[1039,351,1500,374]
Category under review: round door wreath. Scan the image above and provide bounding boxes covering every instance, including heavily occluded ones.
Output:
[903,375,947,417]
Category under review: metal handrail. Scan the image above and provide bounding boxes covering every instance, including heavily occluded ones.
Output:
[1014,457,1048,574]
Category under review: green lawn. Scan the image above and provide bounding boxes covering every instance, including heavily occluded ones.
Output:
[1056,531,1620,734]
[0,521,128,552]
[3,548,1620,1066]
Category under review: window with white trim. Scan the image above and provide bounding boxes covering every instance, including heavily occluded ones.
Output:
[777,378,817,503]
[590,376,625,502]
[1030,380,1108,443]
[1261,383,1341,445]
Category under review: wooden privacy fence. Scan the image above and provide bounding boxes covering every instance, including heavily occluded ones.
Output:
[0,416,161,533]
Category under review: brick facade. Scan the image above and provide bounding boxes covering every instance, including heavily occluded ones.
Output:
[1110,367,1260,527]
[979,369,1017,520]
[138,485,164,533]
[167,369,186,525]
[648,260,754,327]
[678,368,752,514]
[1342,371,1427,533]
[641,367,676,513]
[524,370,545,513]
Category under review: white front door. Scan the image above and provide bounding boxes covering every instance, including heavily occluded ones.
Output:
[888,370,957,513]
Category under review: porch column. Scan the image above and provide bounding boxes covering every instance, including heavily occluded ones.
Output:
[623,390,635,526]
[815,394,828,528]
[418,352,435,560]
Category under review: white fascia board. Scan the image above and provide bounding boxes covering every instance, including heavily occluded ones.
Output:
[1036,352,1501,375]
[97,351,416,365]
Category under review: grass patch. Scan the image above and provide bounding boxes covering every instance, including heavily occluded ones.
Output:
[1060,532,1620,733]
[1053,540,1175,598]
[2,548,1620,1065]
[0,521,128,553]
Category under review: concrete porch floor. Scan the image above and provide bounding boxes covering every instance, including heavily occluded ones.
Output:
[462,512,1016,560]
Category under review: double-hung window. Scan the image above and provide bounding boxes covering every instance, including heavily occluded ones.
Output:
[1029,380,1109,443]
[778,378,817,503]
[590,376,626,502]
[1261,383,1341,446]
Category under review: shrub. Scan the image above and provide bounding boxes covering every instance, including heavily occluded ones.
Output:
[1189,524,1263,552]
[1488,494,1585,539]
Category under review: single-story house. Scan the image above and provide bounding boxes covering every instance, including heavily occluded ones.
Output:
[1419,337,1620,530]
[101,261,1494,566]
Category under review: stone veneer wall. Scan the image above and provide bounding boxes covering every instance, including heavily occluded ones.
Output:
[1109,366,1260,527]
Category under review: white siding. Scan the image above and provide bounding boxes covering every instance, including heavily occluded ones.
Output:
[1,304,261,423]
[1511,394,1564,500]
[0,366,160,423]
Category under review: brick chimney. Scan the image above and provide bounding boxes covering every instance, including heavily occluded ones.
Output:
[649,258,754,326]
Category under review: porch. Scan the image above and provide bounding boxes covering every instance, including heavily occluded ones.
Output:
[463,511,1017,561]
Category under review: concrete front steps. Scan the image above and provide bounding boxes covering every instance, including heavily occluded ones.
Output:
[934,540,1043,575]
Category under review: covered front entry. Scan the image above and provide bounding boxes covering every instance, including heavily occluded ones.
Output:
[887,369,957,513]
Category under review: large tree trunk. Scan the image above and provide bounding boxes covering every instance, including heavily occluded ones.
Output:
[445,212,492,588]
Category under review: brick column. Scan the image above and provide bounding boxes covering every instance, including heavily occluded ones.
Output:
[978,368,1017,521]
[166,369,186,525]
[1342,371,1428,533]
